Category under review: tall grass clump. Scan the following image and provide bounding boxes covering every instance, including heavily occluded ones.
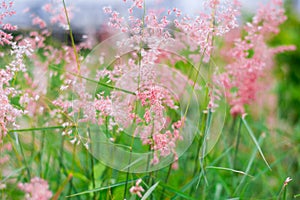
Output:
[0,0,298,199]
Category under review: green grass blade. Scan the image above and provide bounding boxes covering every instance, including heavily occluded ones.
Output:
[8,126,75,133]
[198,109,213,187]
[234,133,265,195]
[294,194,300,198]
[62,0,81,73]
[171,173,202,200]
[241,117,271,170]
[206,166,253,177]
[141,181,159,200]
[49,65,136,95]
[66,179,136,198]
[14,132,31,180]
[160,182,197,200]
[0,167,25,183]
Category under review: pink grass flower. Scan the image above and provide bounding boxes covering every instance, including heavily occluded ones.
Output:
[216,0,295,116]
[32,16,47,29]
[129,179,144,198]
[42,0,73,29]
[18,177,52,200]
[0,39,32,141]
[0,0,16,45]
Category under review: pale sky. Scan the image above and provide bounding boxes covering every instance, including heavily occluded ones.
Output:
[5,0,291,31]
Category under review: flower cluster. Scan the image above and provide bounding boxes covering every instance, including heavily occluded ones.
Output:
[0,32,33,142]
[105,0,240,64]
[174,0,240,63]
[0,1,18,140]
[0,1,16,45]
[151,119,183,165]
[79,0,241,166]
[43,0,74,30]
[0,0,93,143]
[18,177,52,200]
[217,0,296,116]
[0,0,293,173]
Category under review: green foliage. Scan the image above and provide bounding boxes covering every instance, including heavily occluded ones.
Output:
[272,0,300,124]
[1,1,300,200]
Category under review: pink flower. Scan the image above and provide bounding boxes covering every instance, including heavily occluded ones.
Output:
[42,3,52,13]
[32,16,47,29]
[129,179,144,198]
[42,0,73,29]
[153,132,174,157]
[18,177,52,200]
[144,109,151,123]
[0,1,16,45]
[2,23,17,31]
[151,119,184,165]
[215,0,295,116]
[283,177,292,187]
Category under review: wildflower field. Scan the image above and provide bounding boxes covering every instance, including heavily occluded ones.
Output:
[1,0,300,199]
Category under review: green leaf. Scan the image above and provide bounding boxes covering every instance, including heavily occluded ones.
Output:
[8,126,75,133]
[206,166,253,177]
[294,194,300,198]
[141,181,159,200]
[160,182,197,200]
[0,167,25,183]
[171,173,202,200]
[241,116,271,170]
[66,171,89,183]
[66,179,136,198]
[93,163,106,179]
[234,132,265,195]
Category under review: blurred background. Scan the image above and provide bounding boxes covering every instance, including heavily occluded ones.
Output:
[3,0,299,125]
[1,1,300,199]
[3,0,299,124]
[5,0,300,35]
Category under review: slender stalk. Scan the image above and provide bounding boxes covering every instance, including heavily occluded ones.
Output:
[87,127,96,200]
[123,168,131,199]
[18,135,31,181]
[91,159,96,199]
[71,142,76,171]
[199,109,213,186]
[62,0,81,74]
[192,87,209,175]
[189,87,209,196]
[234,134,265,195]
[123,1,146,195]
[39,131,45,177]
[241,117,270,170]
[58,135,65,189]
[8,125,76,133]
[53,173,73,200]
[146,118,156,193]
[191,134,203,178]
[122,109,139,198]
[67,142,77,197]
[123,96,139,199]
[160,165,172,200]
[60,160,81,199]
[189,0,217,186]
[277,177,292,200]
[233,118,242,169]
[48,60,136,95]
[31,131,35,157]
